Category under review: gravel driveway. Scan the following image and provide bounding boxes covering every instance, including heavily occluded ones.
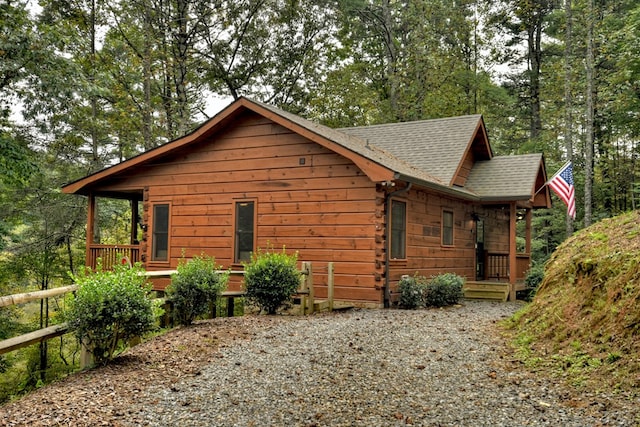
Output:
[124,300,637,426]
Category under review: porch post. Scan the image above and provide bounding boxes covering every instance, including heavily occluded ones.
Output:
[509,202,517,301]
[86,193,96,268]
[130,199,139,244]
[525,208,532,255]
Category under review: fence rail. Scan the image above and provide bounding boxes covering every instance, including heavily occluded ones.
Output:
[0,262,327,361]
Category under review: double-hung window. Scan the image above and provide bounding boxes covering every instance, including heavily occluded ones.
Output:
[152,203,170,261]
[390,200,407,259]
[442,209,454,246]
[234,200,255,263]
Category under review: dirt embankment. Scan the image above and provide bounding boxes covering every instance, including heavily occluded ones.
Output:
[508,210,640,393]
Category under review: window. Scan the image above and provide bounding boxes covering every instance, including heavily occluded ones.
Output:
[152,204,169,261]
[390,200,406,259]
[442,210,454,246]
[235,200,255,263]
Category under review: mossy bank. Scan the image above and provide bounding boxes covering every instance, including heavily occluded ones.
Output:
[506,210,640,394]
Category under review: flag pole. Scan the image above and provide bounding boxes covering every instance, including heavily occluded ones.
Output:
[545,160,571,186]
[532,160,569,197]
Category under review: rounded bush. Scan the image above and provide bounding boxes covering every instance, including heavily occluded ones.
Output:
[67,264,156,365]
[167,254,229,325]
[424,273,464,307]
[243,247,301,315]
[397,275,426,309]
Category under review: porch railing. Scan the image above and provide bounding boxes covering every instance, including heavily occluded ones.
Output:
[484,252,530,282]
[87,244,141,270]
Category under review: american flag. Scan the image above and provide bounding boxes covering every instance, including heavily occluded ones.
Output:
[548,161,576,219]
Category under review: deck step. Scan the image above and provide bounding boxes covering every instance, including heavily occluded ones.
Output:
[463,282,509,302]
[312,300,354,312]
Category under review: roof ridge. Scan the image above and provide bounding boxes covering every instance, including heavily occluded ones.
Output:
[337,114,483,131]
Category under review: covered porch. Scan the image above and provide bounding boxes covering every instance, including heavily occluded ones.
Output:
[471,201,535,301]
[84,190,145,271]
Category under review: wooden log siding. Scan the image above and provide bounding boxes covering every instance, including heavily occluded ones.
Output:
[99,112,382,303]
[386,188,478,285]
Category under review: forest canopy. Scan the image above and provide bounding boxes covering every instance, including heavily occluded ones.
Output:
[1,0,639,295]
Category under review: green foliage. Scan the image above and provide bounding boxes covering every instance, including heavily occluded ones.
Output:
[66,263,156,365]
[423,273,464,308]
[167,254,229,325]
[522,262,546,301]
[243,246,301,315]
[398,273,464,308]
[507,211,640,393]
[397,274,426,309]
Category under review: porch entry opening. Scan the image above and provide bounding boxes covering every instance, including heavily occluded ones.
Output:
[475,219,484,280]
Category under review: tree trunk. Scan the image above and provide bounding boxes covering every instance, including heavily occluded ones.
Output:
[173,0,190,136]
[584,0,595,227]
[528,18,543,141]
[564,0,574,235]
[381,0,399,119]
[142,0,153,150]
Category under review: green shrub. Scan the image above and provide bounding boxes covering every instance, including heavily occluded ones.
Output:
[424,273,464,307]
[243,247,301,315]
[67,263,156,365]
[167,254,229,325]
[397,274,427,309]
[522,262,545,300]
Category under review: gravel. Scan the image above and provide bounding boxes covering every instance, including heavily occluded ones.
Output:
[123,300,639,427]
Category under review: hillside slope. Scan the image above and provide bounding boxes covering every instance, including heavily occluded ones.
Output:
[508,210,640,393]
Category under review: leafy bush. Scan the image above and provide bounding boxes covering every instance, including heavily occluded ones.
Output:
[522,262,545,301]
[243,247,301,314]
[397,274,427,309]
[67,264,157,365]
[167,254,229,325]
[423,273,464,307]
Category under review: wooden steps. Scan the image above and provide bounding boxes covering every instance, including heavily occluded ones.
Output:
[463,281,509,302]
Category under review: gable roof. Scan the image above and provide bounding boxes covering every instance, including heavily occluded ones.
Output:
[62,97,550,207]
[339,115,492,186]
[466,154,547,200]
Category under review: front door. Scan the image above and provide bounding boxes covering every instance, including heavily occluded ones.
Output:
[475,219,485,280]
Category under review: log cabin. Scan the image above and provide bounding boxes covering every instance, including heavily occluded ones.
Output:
[62,97,551,306]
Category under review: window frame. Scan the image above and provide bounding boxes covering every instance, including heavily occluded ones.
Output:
[151,202,171,263]
[389,199,407,260]
[233,199,257,264]
[441,209,454,247]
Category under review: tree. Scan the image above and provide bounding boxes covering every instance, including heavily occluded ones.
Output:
[486,0,556,142]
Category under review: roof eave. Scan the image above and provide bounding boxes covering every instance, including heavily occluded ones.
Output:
[395,173,481,201]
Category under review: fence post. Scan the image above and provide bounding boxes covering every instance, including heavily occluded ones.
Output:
[302,261,314,314]
[80,339,94,369]
[327,262,334,312]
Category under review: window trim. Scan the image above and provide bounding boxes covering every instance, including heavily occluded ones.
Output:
[150,202,171,263]
[233,199,257,264]
[441,209,454,247]
[389,199,407,260]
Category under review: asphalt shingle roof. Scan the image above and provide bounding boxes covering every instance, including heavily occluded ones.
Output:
[338,115,484,185]
[465,154,544,200]
[63,97,546,204]
[253,99,543,202]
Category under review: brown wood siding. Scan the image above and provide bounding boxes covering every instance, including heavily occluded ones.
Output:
[384,184,512,293]
[105,111,382,304]
[480,208,510,254]
[453,150,475,187]
[386,188,478,289]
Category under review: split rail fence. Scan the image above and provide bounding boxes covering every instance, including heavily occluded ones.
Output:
[0,261,333,366]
